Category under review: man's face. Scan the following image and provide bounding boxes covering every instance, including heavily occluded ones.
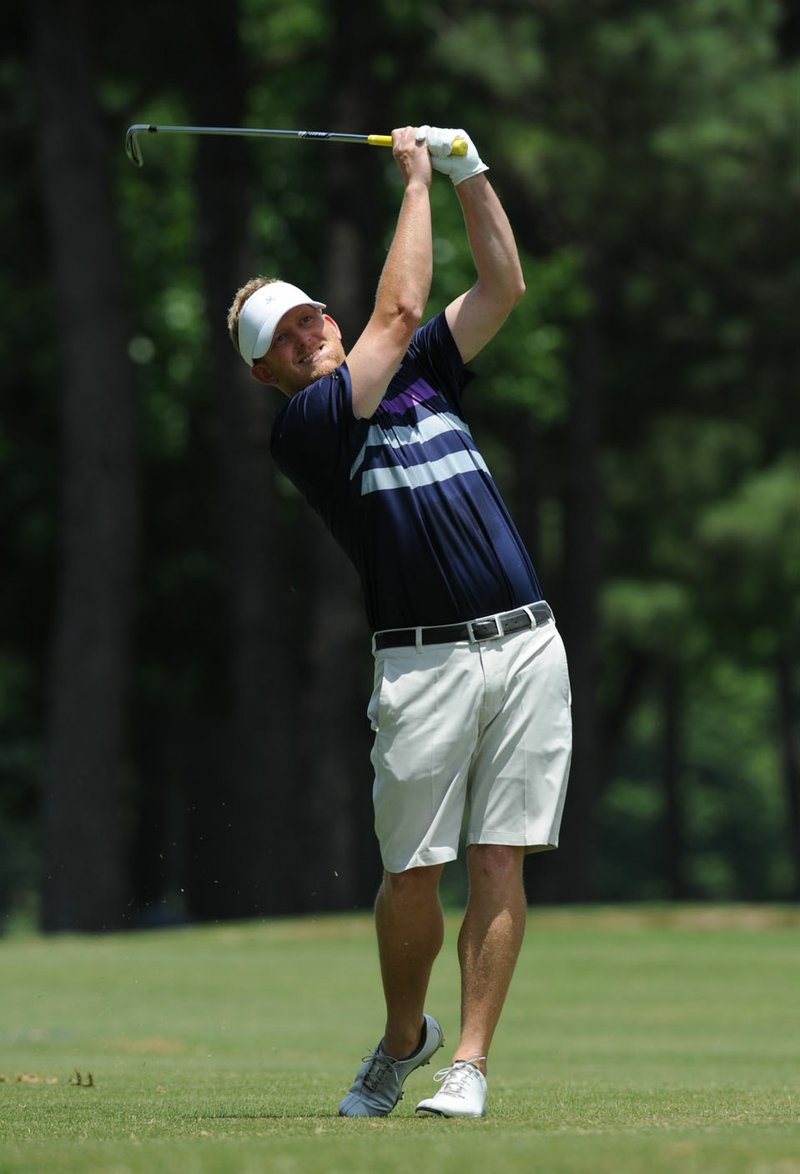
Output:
[251,306,345,396]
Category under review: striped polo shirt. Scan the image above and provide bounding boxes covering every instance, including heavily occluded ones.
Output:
[270,312,542,631]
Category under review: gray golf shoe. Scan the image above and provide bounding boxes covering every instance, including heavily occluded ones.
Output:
[338,1014,444,1117]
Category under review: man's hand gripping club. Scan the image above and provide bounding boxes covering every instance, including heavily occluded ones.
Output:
[415,126,489,185]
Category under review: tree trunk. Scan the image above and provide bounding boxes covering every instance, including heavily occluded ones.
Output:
[32,0,139,931]
[292,0,389,911]
[529,259,604,903]
[661,660,687,899]
[180,1,302,919]
[297,520,375,911]
[776,652,800,899]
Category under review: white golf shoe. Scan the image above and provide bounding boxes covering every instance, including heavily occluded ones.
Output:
[416,1058,488,1118]
[338,1014,444,1117]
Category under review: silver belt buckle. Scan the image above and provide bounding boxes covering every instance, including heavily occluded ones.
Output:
[468,616,502,642]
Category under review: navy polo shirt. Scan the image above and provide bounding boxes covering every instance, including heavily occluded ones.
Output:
[270,311,542,631]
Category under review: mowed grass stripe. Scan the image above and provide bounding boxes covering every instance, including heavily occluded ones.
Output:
[0,907,798,1172]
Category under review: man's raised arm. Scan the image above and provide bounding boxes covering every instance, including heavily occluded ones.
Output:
[346,127,433,419]
[419,126,525,364]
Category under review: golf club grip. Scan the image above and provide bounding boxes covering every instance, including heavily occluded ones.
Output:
[369,134,469,156]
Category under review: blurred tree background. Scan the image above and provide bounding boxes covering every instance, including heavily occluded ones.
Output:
[1,0,798,931]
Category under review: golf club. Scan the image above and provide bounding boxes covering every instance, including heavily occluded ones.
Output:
[125,123,468,167]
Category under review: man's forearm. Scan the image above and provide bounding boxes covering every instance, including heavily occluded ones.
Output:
[344,167,433,420]
[375,179,433,325]
[456,175,524,309]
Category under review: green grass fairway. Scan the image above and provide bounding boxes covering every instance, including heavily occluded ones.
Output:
[0,907,798,1173]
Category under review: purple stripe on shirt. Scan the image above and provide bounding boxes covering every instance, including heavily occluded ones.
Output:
[381,379,439,415]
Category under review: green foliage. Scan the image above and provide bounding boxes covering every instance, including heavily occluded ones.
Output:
[429,9,547,101]
[241,0,328,60]
[700,458,800,573]
[2,0,799,915]
[697,457,800,654]
[598,660,788,900]
[684,659,790,897]
[478,247,591,423]
[603,579,694,656]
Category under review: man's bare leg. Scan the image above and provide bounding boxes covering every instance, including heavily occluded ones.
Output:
[454,844,527,1073]
[375,863,445,1059]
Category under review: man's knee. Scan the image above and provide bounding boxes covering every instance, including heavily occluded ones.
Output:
[466,844,525,886]
[382,863,443,901]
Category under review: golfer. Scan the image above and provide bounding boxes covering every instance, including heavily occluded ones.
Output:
[227,125,572,1118]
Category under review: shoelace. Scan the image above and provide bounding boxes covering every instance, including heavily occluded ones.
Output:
[361,1049,399,1092]
[431,1057,486,1099]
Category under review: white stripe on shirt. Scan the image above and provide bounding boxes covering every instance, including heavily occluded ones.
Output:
[349,411,474,482]
[360,449,491,496]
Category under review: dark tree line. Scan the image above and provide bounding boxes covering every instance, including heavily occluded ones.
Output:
[1,0,798,930]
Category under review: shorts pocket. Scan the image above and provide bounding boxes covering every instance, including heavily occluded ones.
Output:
[367,656,385,731]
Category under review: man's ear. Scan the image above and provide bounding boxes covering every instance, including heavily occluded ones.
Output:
[323,314,342,339]
[250,364,275,386]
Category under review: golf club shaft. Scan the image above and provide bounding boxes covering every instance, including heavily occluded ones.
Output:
[125,123,467,167]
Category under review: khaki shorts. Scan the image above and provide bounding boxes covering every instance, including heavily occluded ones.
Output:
[368,614,572,873]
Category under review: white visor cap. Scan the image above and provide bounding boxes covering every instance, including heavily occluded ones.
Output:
[238,281,326,367]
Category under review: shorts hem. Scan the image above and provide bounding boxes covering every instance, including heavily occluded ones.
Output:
[465,835,559,855]
[380,847,458,874]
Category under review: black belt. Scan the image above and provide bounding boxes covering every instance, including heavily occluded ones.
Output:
[373,602,553,651]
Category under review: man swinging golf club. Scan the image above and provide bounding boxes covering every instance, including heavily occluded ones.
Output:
[227,125,572,1118]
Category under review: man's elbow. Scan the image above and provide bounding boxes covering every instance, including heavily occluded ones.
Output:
[509,275,526,308]
[393,299,425,341]
[400,298,426,330]
[495,278,525,319]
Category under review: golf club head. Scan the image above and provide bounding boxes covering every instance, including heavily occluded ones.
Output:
[125,125,147,167]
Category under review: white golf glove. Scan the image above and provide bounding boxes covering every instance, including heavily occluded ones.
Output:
[416,125,489,186]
